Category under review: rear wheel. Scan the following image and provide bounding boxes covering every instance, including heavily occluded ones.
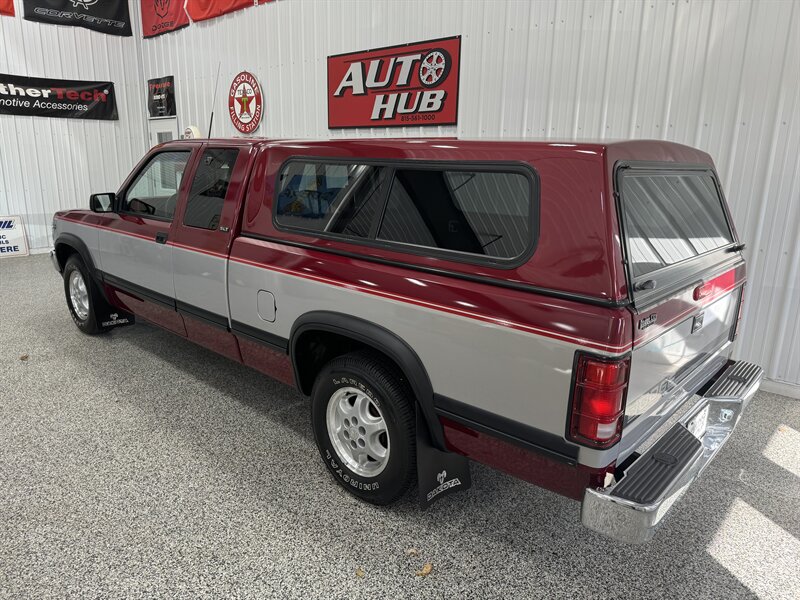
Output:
[63,255,107,335]
[311,351,416,505]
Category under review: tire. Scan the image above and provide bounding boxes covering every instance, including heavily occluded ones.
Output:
[418,48,452,88]
[63,255,107,335]
[311,351,416,505]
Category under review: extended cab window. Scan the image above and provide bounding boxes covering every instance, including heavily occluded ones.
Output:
[183,148,240,230]
[377,169,532,260]
[125,151,190,220]
[275,162,386,238]
[620,172,734,277]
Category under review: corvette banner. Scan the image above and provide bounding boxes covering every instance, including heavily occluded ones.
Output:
[23,0,132,36]
[327,36,461,129]
[141,0,189,38]
[0,73,118,121]
[0,0,14,18]
[186,0,273,24]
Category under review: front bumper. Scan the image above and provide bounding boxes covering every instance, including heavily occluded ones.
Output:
[50,249,61,273]
[581,360,763,544]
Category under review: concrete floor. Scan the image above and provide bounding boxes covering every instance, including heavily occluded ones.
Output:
[1,254,799,599]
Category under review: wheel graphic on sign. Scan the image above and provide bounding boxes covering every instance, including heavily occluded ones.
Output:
[419,49,451,87]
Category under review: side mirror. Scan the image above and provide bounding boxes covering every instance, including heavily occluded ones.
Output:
[90,193,115,213]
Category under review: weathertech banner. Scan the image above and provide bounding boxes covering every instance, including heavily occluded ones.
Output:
[186,0,272,24]
[0,0,14,17]
[141,0,189,38]
[23,0,132,36]
[0,73,118,120]
[327,36,461,129]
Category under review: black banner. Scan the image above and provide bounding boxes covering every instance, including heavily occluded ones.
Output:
[23,0,132,37]
[0,74,118,121]
[147,76,176,118]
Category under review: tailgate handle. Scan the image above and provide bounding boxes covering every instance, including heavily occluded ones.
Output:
[634,279,657,291]
[155,232,168,244]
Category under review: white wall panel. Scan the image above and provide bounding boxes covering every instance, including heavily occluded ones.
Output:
[1,0,798,389]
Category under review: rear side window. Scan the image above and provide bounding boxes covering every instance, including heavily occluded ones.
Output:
[183,148,240,230]
[620,172,733,277]
[275,160,535,264]
[275,162,386,238]
[377,169,531,260]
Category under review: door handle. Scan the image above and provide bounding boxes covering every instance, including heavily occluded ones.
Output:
[155,232,168,244]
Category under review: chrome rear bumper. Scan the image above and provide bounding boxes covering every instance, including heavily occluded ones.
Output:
[581,360,763,544]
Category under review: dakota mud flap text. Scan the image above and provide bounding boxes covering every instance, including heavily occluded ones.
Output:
[416,411,471,508]
[100,308,134,329]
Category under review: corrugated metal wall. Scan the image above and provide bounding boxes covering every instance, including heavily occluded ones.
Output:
[1,0,798,390]
[0,1,149,250]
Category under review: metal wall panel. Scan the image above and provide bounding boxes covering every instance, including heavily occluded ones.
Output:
[1,0,797,388]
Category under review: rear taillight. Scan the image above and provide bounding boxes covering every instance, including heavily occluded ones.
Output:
[693,269,737,301]
[733,285,745,339]
[568,353,630,448]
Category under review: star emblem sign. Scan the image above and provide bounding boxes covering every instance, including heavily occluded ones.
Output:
[236,86,254,118]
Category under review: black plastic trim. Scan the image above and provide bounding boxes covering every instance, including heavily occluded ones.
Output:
[433,394,579,464]
[290,311,445,450]
[101,272,175,310]
[270,156,540,271]
[177,301,229,330]
[54,233,99,280]
[54,233,112,304]
[240,232,628,308]
[231,320,289,353]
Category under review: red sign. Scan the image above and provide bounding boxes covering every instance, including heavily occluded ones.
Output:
[327,36,461,129]
[141,0,190,38]
[228,71,263,134]
[0,0,15,17]
[186,0,272,23]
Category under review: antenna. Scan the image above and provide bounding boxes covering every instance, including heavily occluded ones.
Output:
[207,62,222,138]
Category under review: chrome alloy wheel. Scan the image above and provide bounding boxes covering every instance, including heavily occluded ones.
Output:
[68,270,90,321]
[326,387,390,477]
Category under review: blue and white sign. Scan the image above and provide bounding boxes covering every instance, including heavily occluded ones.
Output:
[0,215,29,257]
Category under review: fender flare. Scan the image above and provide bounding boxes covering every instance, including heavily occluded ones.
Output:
[290,310,446,450]
[54,233,110,302]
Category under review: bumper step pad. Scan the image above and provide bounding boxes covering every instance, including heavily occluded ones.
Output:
[611,424,701,505]
[704,361,763,399]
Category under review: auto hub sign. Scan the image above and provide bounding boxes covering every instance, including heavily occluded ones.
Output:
[327,36,461,129]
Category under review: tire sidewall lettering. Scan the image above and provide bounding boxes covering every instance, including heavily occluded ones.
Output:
[324,449,379,491]
[330,376,381,409]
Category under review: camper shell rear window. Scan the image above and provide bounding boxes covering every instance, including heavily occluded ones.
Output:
[617,166,734,280]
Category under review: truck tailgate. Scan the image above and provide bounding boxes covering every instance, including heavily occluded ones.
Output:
[618,268,744,461]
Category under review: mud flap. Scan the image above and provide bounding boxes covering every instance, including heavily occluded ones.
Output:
[100,308,135,329]
[416,410,471,508]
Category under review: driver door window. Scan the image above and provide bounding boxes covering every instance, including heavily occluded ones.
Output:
[124,151,190,220]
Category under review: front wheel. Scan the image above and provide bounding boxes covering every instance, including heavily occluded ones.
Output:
[311,351,416,505]
[63,255,107,335]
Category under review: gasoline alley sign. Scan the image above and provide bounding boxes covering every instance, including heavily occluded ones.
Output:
[327,36,461,129]
[0,74,118,121]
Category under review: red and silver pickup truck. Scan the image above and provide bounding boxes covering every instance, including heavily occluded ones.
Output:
[51,138,762,543]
